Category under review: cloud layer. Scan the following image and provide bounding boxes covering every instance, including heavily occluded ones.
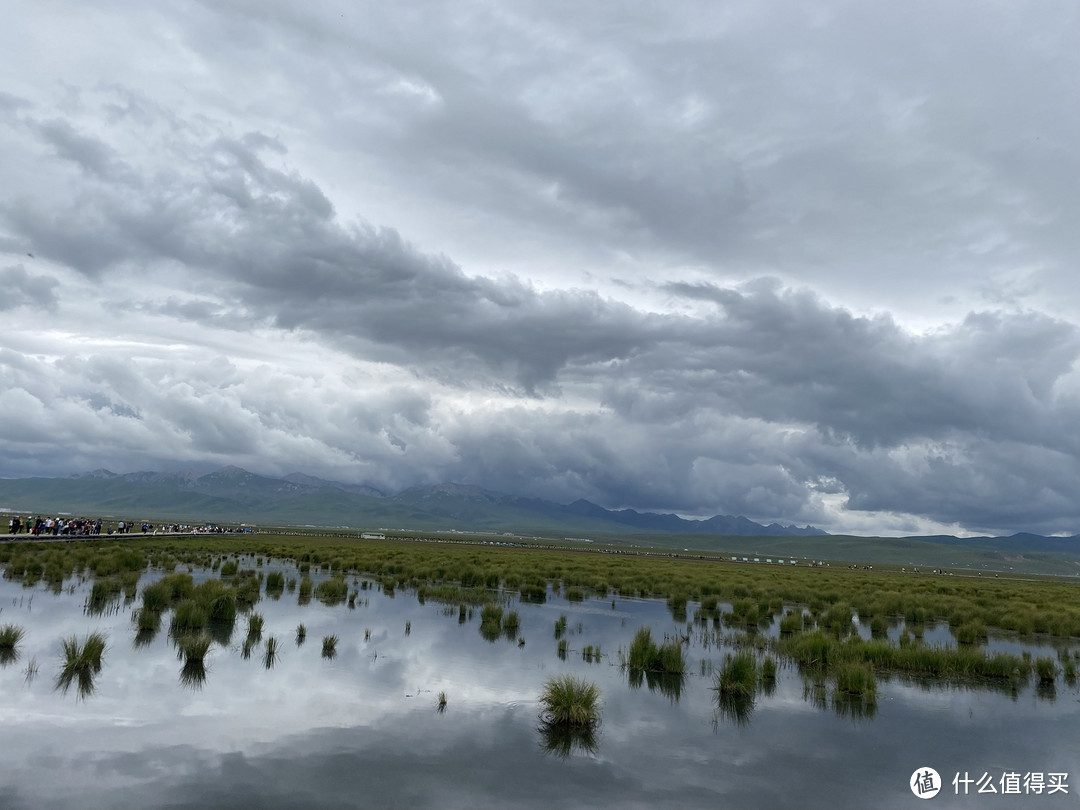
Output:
[1,1,1078,535]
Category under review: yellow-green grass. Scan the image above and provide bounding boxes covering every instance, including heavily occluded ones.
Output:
[539,675,601,727]
[6,534,1080,645]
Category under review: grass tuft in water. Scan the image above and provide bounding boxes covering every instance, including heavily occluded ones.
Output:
[626,627,685,674]
[437,690,447,712]
[56,631,107,699]
[833,661,877,698]
[0,623,26,652]
[247,612,264,641]
[1035,656,1058,684]
[263,635,279,669]
[178,634,212,664]
[322,634,339,659]
[539,675,601,727]
[296,623,306,645]
[716,650,758,697]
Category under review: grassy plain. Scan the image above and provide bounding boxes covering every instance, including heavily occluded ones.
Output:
[3,532,1080,693]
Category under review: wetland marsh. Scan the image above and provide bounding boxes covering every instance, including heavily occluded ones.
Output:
[0,535,1078,808]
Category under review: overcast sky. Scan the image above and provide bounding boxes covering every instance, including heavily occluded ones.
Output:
[2,1,1078,536]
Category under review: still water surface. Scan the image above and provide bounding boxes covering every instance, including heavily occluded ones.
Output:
[0,561,1077,809]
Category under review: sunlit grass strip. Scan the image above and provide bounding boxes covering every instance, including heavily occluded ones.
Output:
[539,675,601,727]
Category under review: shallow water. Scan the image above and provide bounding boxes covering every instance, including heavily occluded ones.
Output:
[1,565,1077,809]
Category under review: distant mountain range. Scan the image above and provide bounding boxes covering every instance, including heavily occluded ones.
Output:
[0,466,826,538]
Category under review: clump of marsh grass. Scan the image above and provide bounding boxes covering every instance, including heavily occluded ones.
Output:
[1035,656,1058,684]
[170,599,208,636]
[0,624,26,665]
[133,607,160,633]
[322,634,339,659]
[833,661,877,698]
[479,604,504,641]
[315,576,348,606]
[296,623,307,646]
[263,635,279,669]
[626,627,686,674]
[437,690,447,712]
[297,576,313,604]
[24,656,39,683]
[480,604,503,627]
[140,580,171,613]
[56,631,107,699]
[247,612,264,641]
[503,611,520,632]
[178,633,212,664]
[554,615,568,639]
[206,591,237,625]
[405,620,411,635]
[539,675,601,728]
[716,650,759,698]
[557,638,568,659]
[954,620,988,646]
[241,637,255,660]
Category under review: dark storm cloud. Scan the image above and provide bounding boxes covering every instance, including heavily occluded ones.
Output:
[4,103,1080,533]
[3,1,1080,535]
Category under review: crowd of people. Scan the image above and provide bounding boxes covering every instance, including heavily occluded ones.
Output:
[4,515,252,537]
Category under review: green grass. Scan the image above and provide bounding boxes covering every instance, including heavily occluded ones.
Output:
[1035,656,1058,684]
[322,634,339,659]
[178,634,213,664]
[263,635,279,669]
[554,615,568,638]
[717,650,758,697]
[502,610,520,631]
[437,690,447,711]
[141,580,171,613]
[56,631,107,698]
[247,612,264,640]
[170,599,208,635]
[0,623,25,651]
[779,631,1029,681]
[296,623,307,645]
[626,627,686,674]
[834,661,877,697]
[315,576,348,605]
[265,574,287,600]
[539,675,601,727]
[480,604,503,626]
